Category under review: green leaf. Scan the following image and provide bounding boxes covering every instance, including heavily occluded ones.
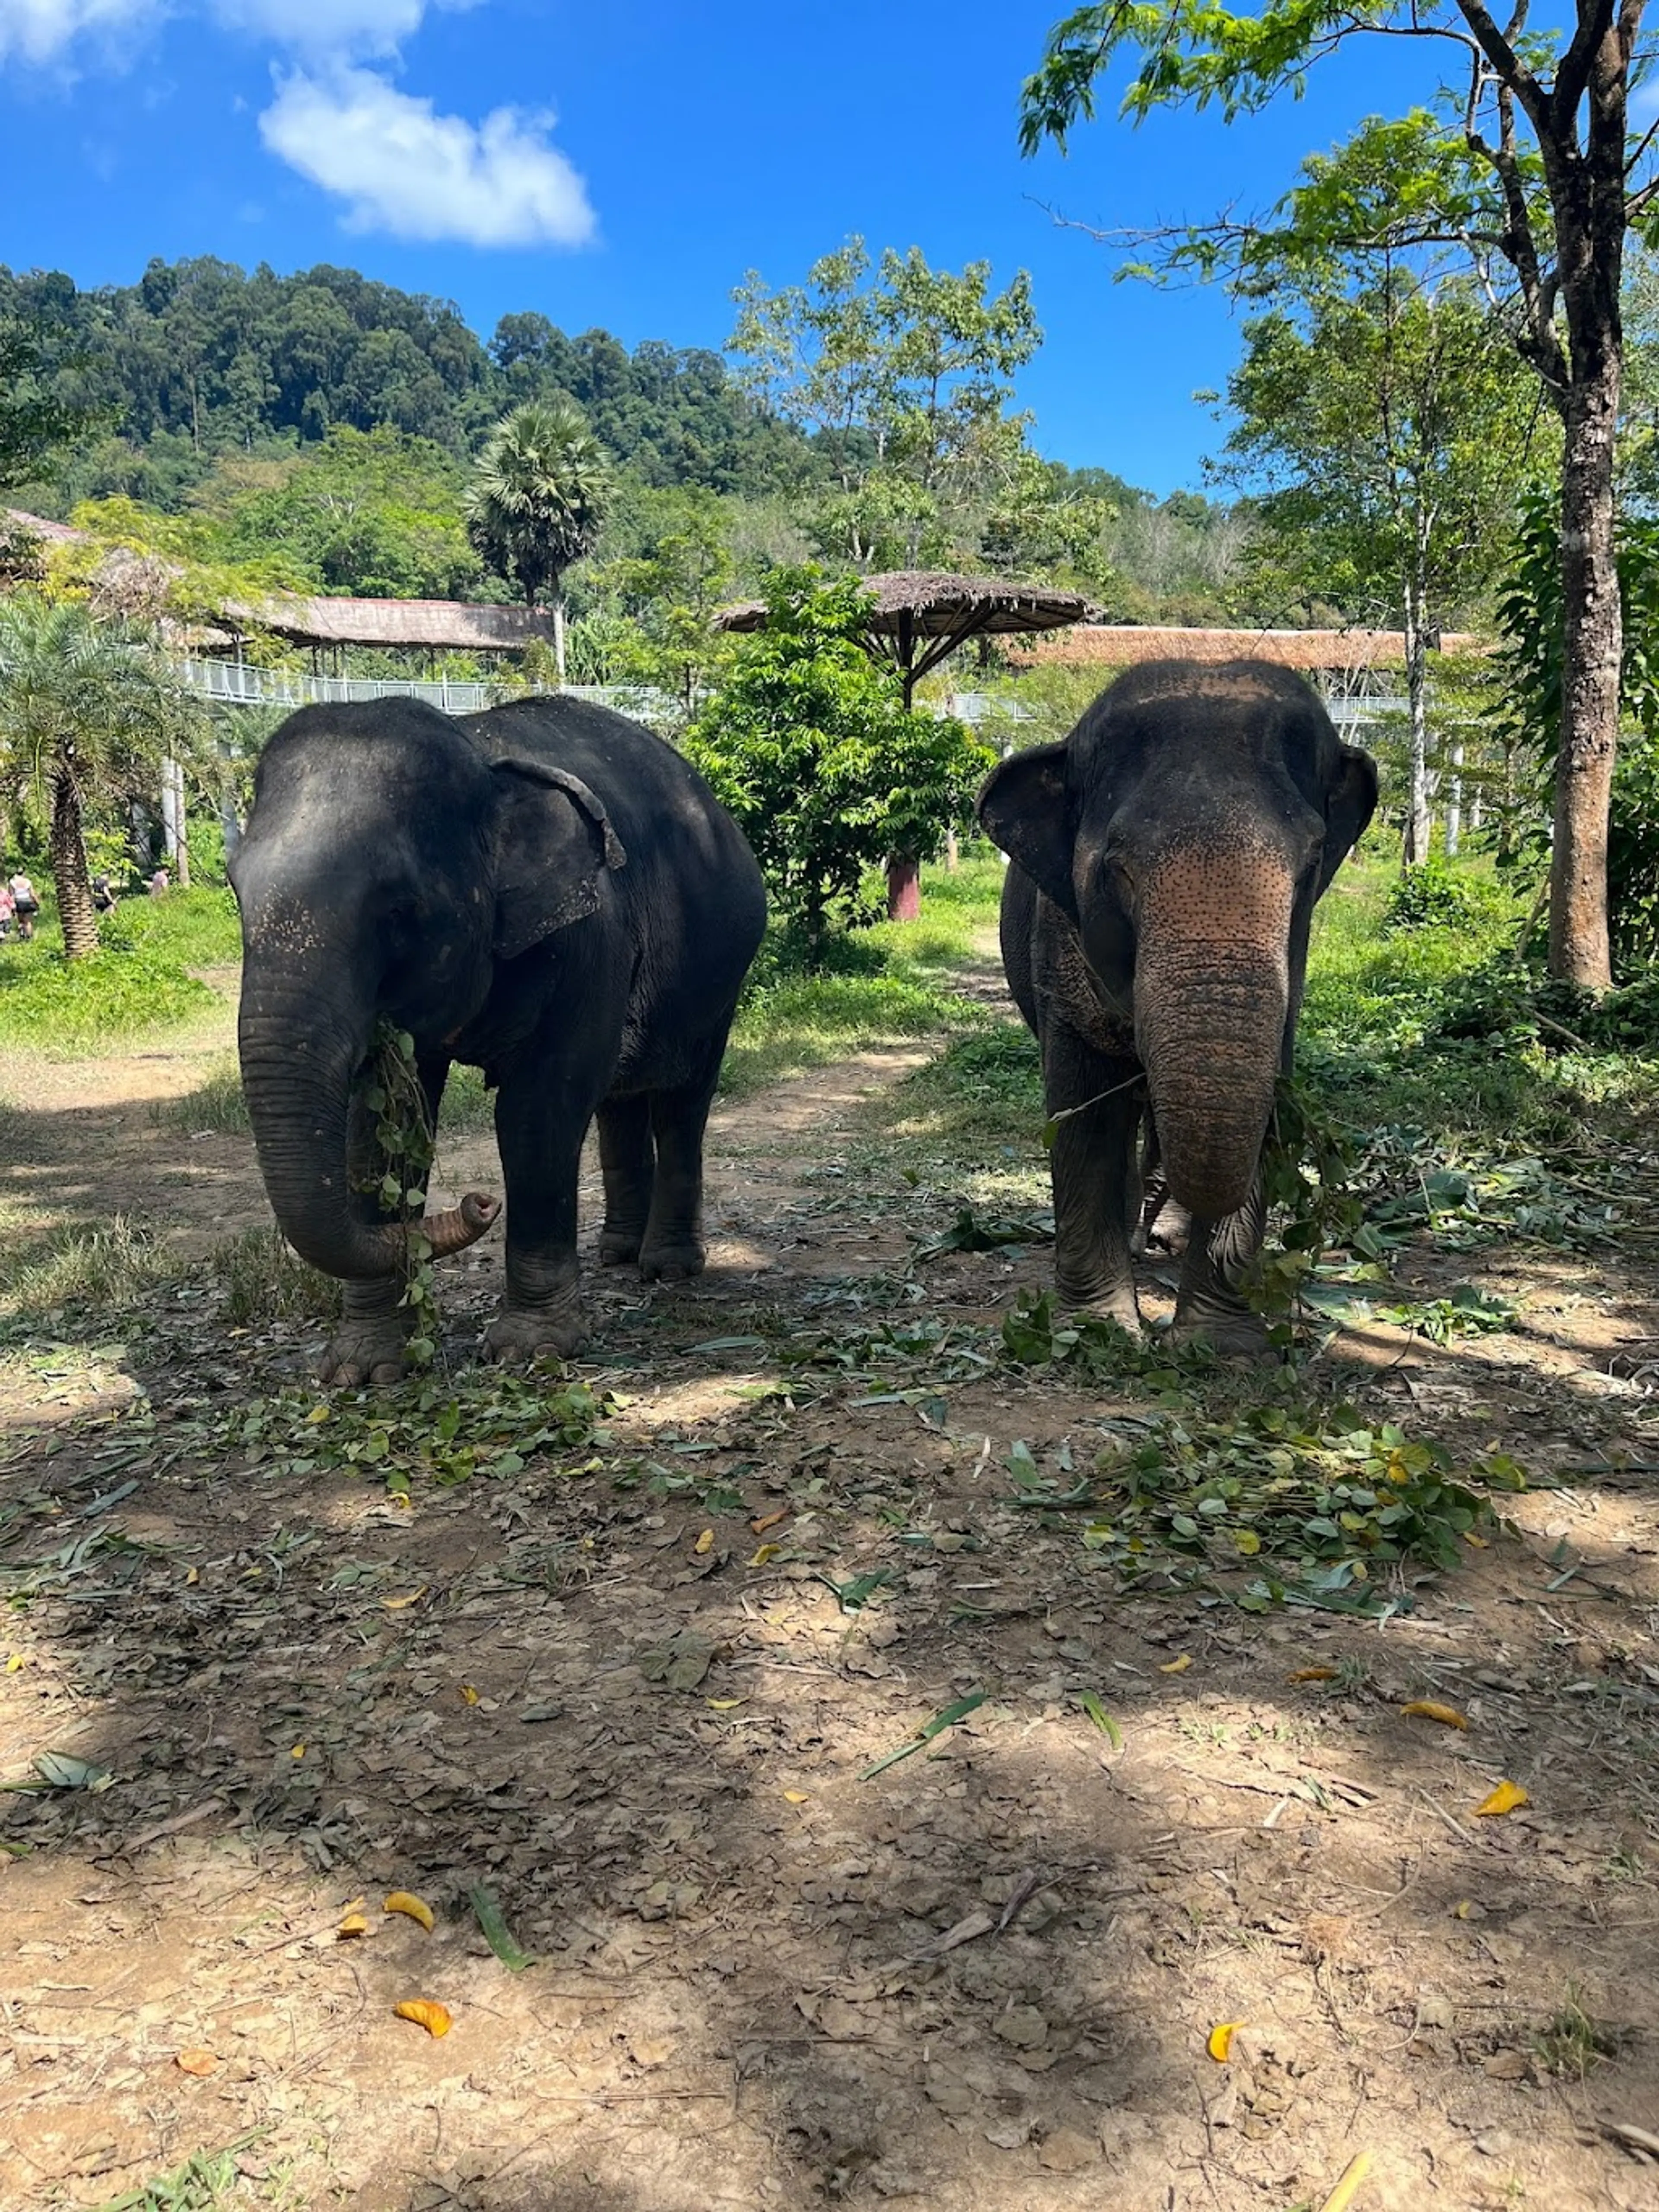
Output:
[861,1688,988,1779]
[1077,1691,1122,1748]
[468,1882,536,1971]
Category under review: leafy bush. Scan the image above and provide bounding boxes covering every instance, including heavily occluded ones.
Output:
[1382,859,1499,933]
[0,943,216,1052]
[683,568,992,953]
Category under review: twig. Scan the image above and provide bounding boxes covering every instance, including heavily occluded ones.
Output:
[110,1798,225,1855]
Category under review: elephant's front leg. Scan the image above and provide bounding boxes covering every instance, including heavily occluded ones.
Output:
[1172,1172,1272,1356]
[1043,1026,1143,1333]
[484,1069,598,1363]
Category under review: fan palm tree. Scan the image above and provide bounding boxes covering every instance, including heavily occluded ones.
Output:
[0,593,184,959]
[466,401,614,683]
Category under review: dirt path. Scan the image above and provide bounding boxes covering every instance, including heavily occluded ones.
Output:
[4,980,1659,2211]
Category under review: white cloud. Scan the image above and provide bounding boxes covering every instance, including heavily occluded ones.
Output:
[0,0,156,65]
[210,0,424,58]
[259,66,594,248]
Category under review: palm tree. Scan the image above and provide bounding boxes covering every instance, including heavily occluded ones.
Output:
[0,594,182,959]
[467,401,614,683]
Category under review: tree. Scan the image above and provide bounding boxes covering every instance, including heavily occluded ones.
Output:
[729,239,1041,568]
[0,595,187,958]
[0,311,100,491]
[682,570,992,956]
[467,401,614,681]
[1218,270,1538,862]
[1023,3,1649,988]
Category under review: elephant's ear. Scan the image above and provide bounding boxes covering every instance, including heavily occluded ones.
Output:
[1317,744,1379,895]
[977,744,1076,919]
[489,755,628,959]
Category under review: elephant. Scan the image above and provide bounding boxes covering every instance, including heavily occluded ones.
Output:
[230,692,767,1382]
[978,660,1377,1354]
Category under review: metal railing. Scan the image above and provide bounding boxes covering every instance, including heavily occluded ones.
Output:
[171,659,682,730]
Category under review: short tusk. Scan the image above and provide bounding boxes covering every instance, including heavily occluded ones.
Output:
[422,1190,499,1258]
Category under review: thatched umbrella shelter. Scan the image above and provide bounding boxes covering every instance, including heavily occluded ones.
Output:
[716,571,1098,918]
[716,569,1098,710]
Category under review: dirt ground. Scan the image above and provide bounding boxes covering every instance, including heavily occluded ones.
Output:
[6,965,1659,2212]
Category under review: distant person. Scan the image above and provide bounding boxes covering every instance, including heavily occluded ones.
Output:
[149,866,170,898]
[92,873,118,916]
[0,881,13,942]
[9,873,38,941]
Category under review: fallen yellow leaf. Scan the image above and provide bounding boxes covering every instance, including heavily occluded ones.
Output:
[5,1653,25,1673]
[1401,1700,1469,1730]
[1453,1899,1478,1920]
[175,2048,219,2077]
[1288,1667,1339,1683]
[782,1789,810,1804]
[1316,2148,1374,2212]
[1474,1780,1529,1817]
[305,1405,330,1424]
[184,1566,199,1586]
[1463,1532,1489,1549]
[1207,2021,1243,2062]
[393,1999,452,2038]
[290,1742,305,1760]
[751,1508,789,1535]
[1160,1654,1193,1675]
[384,1891,435,1931]
[747,1544,782,1567]
[337,1911,369,1938]
[382,1587,427,1611]
[707,1697,746,1710]
[694,1528,715,1556]
[458,1684,480,1706]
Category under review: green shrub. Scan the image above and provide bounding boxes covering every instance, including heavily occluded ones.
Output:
[0,944,216,1052]
[1382,859,1500,933]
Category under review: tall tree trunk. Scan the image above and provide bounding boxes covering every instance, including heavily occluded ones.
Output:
[1402,591,1432,867]
[161,757,191,888]
[1549,340,1621,985]
[1445,741,1465,858]
[552,591,568,687]
[50,761,99,961]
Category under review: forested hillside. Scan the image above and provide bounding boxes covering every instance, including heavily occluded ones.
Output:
[0,256,817,512]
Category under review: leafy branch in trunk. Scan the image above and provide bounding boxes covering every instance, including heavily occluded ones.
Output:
[356,1024,440,1369]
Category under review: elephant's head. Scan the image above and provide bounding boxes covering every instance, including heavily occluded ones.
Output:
[229,698,626,1281]
[979,662,1376,1222]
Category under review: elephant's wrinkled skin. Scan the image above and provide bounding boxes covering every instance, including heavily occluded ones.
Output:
[979,661,1377,1354]
[230,694,766,1380]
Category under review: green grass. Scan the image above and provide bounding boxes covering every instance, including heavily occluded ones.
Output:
[0,1213,182,1333]
[0,885,240,1054]
[165,1053,496,1138]
[719,853,1005,1097]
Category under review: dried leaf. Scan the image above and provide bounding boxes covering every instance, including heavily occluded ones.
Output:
[393,1999,452,2038]
[385,1891,435,1932]
[175,2048,219,2077]
[1401,1700,1469,1730]
[1207,2021,1243,2062]
[290,1743,305,1760]
[1474,1780,1529,1817]
[458,1684,480,1706]
[382,1587,427,1610]
[693,1528,715,1556]
[1160,1654,1193,1675]
[782,1789,810,1804]
[748,1544,782,1567]
[337,1912,369,1939]
[1289,1667,1339,1683]
[5,1653,25,1673]
[707,1697,746,1710]
[751,1508,789,1535]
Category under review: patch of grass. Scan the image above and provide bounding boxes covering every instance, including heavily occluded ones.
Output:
[0,887,239,1054]
[213,1226,341,1326]
[163,1055,250,1133]
[721,858,1005,1099]
[440,1061,495,1132]
[881,1023,1043,1156]
[1534,1992,1621,2078]
[0,1214,180,1329]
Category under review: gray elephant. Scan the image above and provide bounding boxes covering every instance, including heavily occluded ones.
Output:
[978,660,1377,1353]
[230,693,766,1381]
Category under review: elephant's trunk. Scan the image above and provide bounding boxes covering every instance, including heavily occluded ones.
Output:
[1134,851,1292,1222]
[238,973,496,1282]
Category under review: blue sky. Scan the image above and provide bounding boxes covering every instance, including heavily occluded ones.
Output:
[3,0,1445,494]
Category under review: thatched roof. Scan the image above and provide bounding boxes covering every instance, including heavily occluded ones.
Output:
[5,507,90,546]
[226,595,555,651]
[716,570,1097,638]
[1010,624,1488,672]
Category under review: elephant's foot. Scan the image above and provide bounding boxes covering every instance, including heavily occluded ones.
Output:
[1058,1276,1143,1336]
[1171,1299,1274,1359]
[639,1234,706,1284]
[597,1226,644,1268]
[318,1314,413,1387]
[484,1304,587,1365]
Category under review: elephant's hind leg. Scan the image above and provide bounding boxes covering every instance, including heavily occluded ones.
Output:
[597,1094,654,1266]
[1172,1177,1274,1357]
[639,1038,727,1283]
